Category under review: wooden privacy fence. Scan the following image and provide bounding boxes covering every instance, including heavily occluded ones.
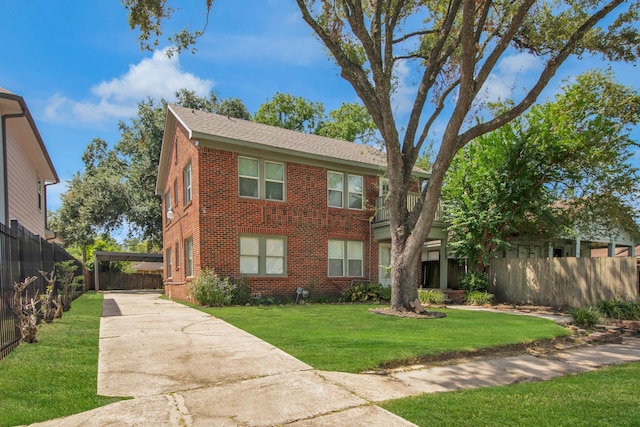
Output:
[99,272,163,291]
[489,257,639,307]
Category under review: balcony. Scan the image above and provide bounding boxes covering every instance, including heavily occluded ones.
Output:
[372,193,447,241]
[373,193,446,224]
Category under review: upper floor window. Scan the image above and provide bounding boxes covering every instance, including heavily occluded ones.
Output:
[238,157,284,201]
[165,191,172,222]
[183,163,192,205]
[37,175,42,211]
[328,171,363,210]
[239,235,286,276]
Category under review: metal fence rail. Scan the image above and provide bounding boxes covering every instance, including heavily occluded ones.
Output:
[0,220,82,359]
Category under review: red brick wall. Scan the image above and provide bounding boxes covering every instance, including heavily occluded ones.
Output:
[161,124,200,302]
[163,121,382,302]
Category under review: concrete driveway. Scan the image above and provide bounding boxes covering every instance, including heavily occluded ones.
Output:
[28,291,640,426]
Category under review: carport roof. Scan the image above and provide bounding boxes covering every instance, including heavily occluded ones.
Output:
[94,251,163,263]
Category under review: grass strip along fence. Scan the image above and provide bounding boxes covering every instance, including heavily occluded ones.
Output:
[0,292,123,427]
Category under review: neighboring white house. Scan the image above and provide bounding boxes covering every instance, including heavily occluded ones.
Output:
[0,87,59,236]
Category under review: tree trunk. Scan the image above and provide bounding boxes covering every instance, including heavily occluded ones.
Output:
[389,237,420,311]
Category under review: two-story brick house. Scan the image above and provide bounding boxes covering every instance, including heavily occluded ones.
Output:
[156,105,449,301]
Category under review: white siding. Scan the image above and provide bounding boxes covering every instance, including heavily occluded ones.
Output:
[6,127,46,236]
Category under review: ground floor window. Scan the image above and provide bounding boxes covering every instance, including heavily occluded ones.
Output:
[328,240,364,277]
[239,235,286,275]
[184,237,194,277]
[166,247,173,278]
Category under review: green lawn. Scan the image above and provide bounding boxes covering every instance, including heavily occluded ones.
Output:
[199,304,569,373]
[0,292,123,427]
[381,361,640,426]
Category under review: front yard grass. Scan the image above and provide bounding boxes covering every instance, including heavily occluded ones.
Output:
[198,304,569,373]
[381,361,640,426]
[0,292,123,427]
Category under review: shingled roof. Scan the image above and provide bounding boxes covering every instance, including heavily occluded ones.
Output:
[168,104,389,169]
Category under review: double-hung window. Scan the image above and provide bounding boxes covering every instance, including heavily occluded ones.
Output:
[239,157,284,201]
[165,191,172,222]
[184,237,193,277]
[348,175,363,209]
[328,240,364,277]
[166,247,173,279]
[328,171,363,209]
[239,235,286,275]
[183,163,192,205]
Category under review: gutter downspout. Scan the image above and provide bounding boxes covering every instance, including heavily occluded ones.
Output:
[1,108,27,224]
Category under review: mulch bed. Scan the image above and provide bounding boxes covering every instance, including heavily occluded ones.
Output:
[369,307,447,319]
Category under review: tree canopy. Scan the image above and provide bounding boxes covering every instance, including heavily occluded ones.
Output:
[124,0,640,311]
[254,92,378,143]
[444,70,640,271]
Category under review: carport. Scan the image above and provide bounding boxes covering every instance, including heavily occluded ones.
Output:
[94,251,163,291]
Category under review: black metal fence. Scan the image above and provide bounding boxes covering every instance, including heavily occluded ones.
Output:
[0,220,83,359]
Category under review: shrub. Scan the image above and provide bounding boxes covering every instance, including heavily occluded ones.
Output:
[596,299,640,320]
[188,270,246,307]
[418,289,446,306]
[459,271,489,293]
[464,291,494,306]
[341,282,390,303]
[570,306,601,329]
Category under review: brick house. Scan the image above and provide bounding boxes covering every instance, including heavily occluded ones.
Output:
[156,105,449,302]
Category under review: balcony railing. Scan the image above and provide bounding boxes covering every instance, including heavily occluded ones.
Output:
[373,193,445,224]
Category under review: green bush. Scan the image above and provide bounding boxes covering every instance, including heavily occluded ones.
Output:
[570,306,601,329]
[418,289,446,306]
[341,282,390,303]
[459,271,489,293]
[464,291,494,306]
[188,270,247,306]
[596,299,640,320]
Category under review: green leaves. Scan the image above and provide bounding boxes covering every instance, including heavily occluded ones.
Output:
[254,92,377,143]
[444,70,640,269]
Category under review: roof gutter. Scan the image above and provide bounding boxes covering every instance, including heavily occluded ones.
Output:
[1,108,26,224]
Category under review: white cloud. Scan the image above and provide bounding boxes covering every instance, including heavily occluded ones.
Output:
[391,60,415,115]
[44,48,214,125]
[479,52,543,103]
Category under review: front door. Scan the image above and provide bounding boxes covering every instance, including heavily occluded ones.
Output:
[378,244,392,287]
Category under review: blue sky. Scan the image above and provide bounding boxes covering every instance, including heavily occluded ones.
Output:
[1,1,638,213]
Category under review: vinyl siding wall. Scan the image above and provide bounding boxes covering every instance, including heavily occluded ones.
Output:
[6,127,46,237]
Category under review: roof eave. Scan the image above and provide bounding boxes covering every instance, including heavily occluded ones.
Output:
[0,91,60,184]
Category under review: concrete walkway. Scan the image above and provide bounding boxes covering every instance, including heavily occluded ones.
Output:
[30,292,640,426]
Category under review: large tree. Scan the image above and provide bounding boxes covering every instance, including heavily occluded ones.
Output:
[49,140,129,262]
[52,90,247,250]
[124,0,640,311]
[445,70,640,271]
[254,92,326,132]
